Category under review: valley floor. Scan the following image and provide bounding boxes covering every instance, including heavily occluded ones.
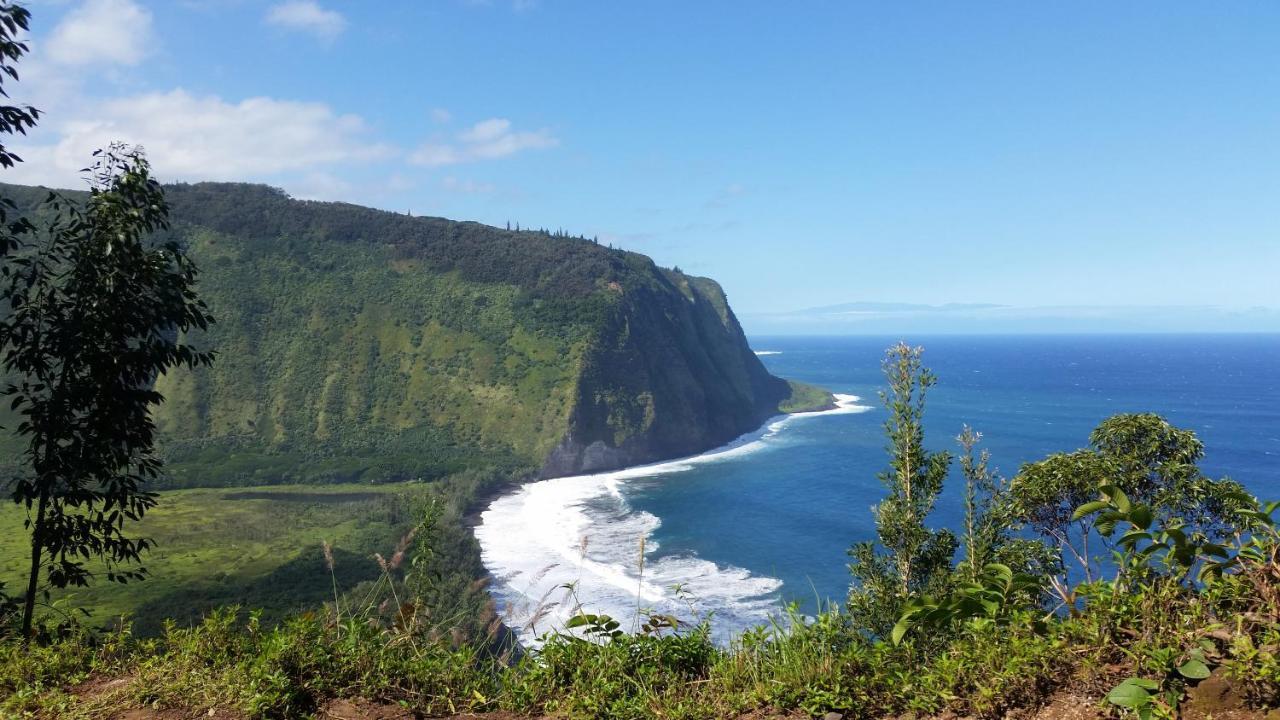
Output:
[0,483,430,635]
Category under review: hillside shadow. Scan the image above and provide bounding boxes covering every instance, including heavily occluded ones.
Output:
[124,544,381,636]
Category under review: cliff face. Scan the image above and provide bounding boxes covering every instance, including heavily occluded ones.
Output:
[544,270,788,476]
[0,182,808,486]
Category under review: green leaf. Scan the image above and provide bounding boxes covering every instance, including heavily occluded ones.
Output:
[1107,678,1158,709]
[983,563,1013,583]
[1177,659,1211,679]
[1201,542,1229,558]
[1110,487,1132,513]
[1129,505,1153,530]
[1095,513,1119,536]
[890,618,910,645]
[1072,500,1110,521]
[1119,530,1152,548]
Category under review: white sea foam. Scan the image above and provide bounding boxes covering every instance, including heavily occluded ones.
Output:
[754,350,782,356]
[476,394,871,646]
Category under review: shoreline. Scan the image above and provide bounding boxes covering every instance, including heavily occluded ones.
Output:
[462,390,843,530]
[465,390,851,528]
[472,393,869,646]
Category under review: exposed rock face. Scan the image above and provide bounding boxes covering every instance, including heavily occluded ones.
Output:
[543,271,788,477]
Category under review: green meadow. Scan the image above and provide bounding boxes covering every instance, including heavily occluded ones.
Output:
[0,483,428,636]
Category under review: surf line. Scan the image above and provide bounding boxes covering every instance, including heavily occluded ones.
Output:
[475,393,871,645]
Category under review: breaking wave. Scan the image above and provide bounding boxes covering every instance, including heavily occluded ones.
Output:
[476,395,870,646]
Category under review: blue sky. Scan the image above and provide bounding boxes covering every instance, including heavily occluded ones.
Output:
[9,1,1280,327]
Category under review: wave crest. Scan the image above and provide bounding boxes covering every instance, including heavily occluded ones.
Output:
[476,393,871,645]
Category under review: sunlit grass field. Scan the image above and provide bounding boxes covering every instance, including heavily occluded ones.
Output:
[0,482,429,635]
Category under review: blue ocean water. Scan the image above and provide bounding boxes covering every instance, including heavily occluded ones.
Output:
[642,334,1280,607]
[479,334,1280,642]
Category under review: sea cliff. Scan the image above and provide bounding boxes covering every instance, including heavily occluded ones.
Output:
[0,182,827,485]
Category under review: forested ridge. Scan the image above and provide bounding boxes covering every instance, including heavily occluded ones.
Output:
[0,181,819,488]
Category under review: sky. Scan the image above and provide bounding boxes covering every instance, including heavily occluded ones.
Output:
[6,1,1279,330]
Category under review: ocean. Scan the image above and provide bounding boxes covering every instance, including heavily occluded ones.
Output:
[476,334,1280,644]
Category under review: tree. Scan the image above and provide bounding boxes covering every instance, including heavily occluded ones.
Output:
[954,426,1060,590]
[0,2,38,172]
[0,145,215,640]
[1007,413,1250,604]
[848,342,956,635]
[0,0,38,263]
[957,426,999,581]
[0,1,39,629]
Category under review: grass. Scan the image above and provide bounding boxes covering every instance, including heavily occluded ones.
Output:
[3,582,1271,720]
[0,482,430,636]
[778,380,835,413]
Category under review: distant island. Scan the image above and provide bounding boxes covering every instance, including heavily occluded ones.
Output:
[745,300,1280,335]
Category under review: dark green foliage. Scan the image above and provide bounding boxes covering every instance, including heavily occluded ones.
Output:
[1066,513,1280,720]
[0,147,214,640]
[403,480,507,644]
[891,562,1045,646]
[1006,449,1104,579]
[1010,413,1253,601]
[955,427,1061,590]
[1088,413,1254,538]
[0,0,36,626]
[848,342,957,636]
[510,622,718,719]
[0,3,37,171]
[958,425,1001,579]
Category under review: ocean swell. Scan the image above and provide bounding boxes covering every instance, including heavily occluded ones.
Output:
[476,394,870,646]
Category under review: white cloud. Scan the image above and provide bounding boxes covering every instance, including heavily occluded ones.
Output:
[265,1,346,40]
[410,118,557,167]
[6,89,393,187]
[429,107,452,124]
[45,0,155,67]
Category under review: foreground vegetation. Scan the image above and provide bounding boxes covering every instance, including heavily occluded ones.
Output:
[3,345,1277,719]
[2,494,1276,719]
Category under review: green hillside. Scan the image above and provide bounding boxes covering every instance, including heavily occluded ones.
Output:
[0,182,823,488]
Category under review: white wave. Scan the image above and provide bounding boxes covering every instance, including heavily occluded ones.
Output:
[476,393,872,646]
[753,350,782,356]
